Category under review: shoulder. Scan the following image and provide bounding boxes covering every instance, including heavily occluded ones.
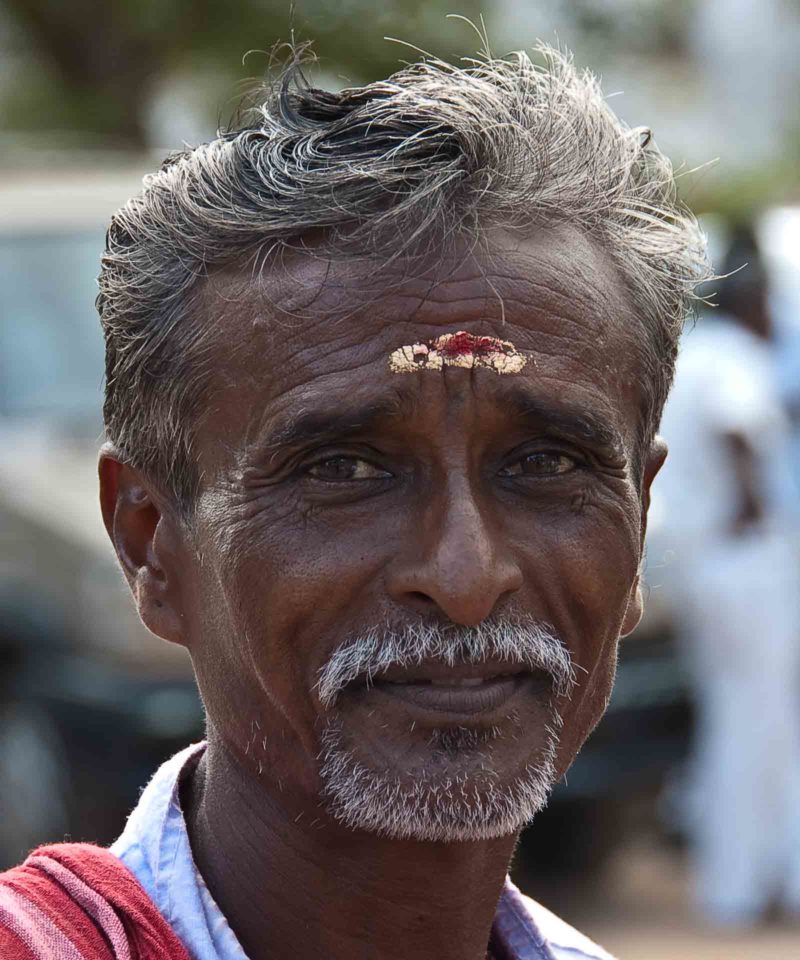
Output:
[521,896,615,959]
[496,881,615,960]
[0,843,191,960]
[1,845,118,959]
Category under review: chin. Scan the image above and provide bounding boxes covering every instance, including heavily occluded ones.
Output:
[317,716,561,842]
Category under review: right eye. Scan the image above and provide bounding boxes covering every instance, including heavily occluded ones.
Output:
[305,456,392,482]
[499,451,578,478]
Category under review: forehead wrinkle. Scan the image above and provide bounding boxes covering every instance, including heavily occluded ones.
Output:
[201,229,641,458]
[203,228,628,364]
[371,259,626,343]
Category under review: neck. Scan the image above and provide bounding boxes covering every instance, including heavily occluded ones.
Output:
[182,736,517,960]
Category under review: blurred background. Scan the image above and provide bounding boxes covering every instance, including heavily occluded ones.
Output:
[1,1,799,957]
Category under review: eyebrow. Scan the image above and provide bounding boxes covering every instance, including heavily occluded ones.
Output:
[255,385,624,458]
[256,397,407,456]
[499,385,624,454]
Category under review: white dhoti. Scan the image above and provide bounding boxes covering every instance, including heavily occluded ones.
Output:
[673,532,800,922]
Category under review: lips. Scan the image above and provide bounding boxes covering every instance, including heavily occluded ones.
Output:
[390,677,487,687]
[378,673,518,686]
[340,661,551,718]
[371,673,527,715]
[369,661,526,686]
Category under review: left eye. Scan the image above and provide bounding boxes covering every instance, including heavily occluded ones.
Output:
[500,452,577,477]
[306,456,391,482]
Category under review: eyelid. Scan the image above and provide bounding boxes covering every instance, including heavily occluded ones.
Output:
[504,438,588,464]
[284,440,362,464]
[504,450,577,471]
[301,451,394,479]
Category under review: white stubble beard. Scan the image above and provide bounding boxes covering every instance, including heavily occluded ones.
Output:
[318,711,563,842]
[315,618,573,842]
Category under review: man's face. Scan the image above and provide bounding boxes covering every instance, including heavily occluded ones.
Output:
[169,225,658,841]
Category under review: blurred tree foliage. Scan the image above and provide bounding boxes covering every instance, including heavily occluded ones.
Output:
[2,0,480,149]
[688,157,800,221]
[570,0,694,57]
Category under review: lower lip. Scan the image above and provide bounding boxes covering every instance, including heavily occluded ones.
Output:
[367,674,531,716]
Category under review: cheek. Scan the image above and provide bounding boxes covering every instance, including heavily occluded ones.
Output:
[555,540,637,667]
[178,497,311,746]
[195,495,396,731]
[524,502,639,645]
[518,498,641,743]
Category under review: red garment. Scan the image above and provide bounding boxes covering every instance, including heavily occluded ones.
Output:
[0,843,192,960]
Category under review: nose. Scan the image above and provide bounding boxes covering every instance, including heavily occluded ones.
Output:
[386,482,523,626]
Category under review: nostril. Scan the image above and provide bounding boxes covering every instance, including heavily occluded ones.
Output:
[409,591,436,606]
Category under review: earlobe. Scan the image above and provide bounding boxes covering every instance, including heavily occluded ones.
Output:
[98,448,187,647]
[620,575,644,637]
[621,436,667,638]
[642,436,668,506]
[132,563,185,645]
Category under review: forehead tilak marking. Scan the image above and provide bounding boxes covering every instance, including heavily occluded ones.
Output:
[388,331,527,375]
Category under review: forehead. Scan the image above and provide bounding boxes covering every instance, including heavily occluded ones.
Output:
[197,225,643,452]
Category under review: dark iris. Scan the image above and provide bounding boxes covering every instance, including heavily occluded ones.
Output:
[310,457,359,481]
[525,453,569,474]
[307,457,389,482]
[501,452,576,477]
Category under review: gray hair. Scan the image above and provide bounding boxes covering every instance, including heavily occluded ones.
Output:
[316,616,575,708]
[98,41,710,505]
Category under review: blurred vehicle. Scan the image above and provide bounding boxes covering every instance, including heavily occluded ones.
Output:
[0,168,204,868]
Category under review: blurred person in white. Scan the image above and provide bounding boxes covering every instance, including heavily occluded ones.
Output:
[657,224,800,926]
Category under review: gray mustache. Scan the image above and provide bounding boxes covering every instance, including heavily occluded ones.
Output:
[316,617,576,707]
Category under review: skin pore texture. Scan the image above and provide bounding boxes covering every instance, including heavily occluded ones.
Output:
[100,225,666,960]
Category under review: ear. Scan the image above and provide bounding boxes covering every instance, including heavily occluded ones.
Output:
[620,435,668,638]
[99,445,187,647]
[620,573,644,638]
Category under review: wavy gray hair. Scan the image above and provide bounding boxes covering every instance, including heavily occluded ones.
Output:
[98,41,710,506]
